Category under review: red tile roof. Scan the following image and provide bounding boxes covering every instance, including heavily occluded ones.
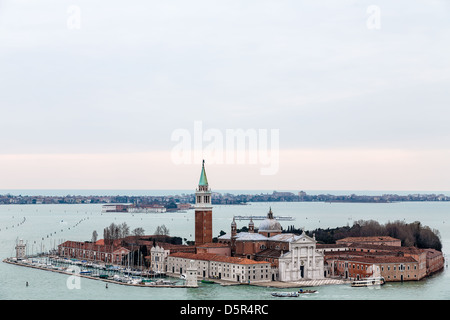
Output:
[169,252,269,265]
[331,255,417,264]
[196,242,230,248]
[59,240,129,253]
[337,236,400,243]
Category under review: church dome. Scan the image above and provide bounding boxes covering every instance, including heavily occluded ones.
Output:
[258,208,282,232]
[259,219,282,232]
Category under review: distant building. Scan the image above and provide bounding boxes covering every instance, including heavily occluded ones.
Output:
[177,203,193,210]
[101,204,131,213]
[128,204,166,213]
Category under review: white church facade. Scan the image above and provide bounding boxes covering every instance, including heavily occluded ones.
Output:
[278,233,325,282]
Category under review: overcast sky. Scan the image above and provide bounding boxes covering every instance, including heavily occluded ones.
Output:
[1,1,450,191]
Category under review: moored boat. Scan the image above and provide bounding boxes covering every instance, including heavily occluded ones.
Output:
[351,276,385,287]
[80,269,92,274]
[150,279,177,286]
[201,279,215,284]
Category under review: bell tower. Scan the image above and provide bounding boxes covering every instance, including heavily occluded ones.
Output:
[194,160,213,246]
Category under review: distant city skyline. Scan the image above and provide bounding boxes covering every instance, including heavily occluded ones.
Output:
[1,1,449,190]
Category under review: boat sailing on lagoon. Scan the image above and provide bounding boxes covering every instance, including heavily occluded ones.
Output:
[351,276,385,287]
[271,289,318,297]
[271,291,299,297]
[350,264,386,287]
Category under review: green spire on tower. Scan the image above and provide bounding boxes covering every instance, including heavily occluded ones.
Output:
[198,160,208,186]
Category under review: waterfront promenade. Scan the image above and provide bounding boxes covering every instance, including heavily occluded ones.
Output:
[165,271,349,288]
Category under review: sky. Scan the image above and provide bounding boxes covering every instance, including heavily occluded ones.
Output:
[1,0,450,191]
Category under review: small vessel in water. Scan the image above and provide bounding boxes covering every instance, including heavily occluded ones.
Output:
[80,270,92,275]
[351,264,385,287]
[298,289,317,294]
[351,276,385,287]
[271,291,299,297]
[201,279,215,284]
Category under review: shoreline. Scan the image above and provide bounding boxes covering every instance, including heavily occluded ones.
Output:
[2,258,188,288]
[4,258,349,289]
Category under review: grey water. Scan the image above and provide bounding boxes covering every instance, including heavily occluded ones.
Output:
[0,197,449,300]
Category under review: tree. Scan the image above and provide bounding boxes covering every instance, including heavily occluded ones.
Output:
[132,227,145,237]
[119,222,130,238]
[304,219,442,251]
[165,201,177,209]
[103,222,129,244]
[154,225,170,236]
[91,230,98,243]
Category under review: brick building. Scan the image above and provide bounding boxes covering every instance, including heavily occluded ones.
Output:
[329,255,423,281]
[323,236,443,282]
[424,248,445,275]
[58,240,130,264]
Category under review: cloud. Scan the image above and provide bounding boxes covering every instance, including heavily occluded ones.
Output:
[0,1,449,189]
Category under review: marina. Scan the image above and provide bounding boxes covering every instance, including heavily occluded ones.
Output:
[3,255,348,289]
[3,257,188,288]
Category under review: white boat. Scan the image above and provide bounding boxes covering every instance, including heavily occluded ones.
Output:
[351,276,385,287]
[271,291,299,297]
[113,275,122,281]
[179,274,187,280]
[80,269,92,274]
[151,279,176,286]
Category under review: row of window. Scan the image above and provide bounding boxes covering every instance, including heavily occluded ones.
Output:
[207,272,270,280]
[196,195,210,203]
[338,262,417,271]
[349,273,418,280]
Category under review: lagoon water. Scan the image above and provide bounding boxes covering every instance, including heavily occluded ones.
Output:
[0,197,449,300]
